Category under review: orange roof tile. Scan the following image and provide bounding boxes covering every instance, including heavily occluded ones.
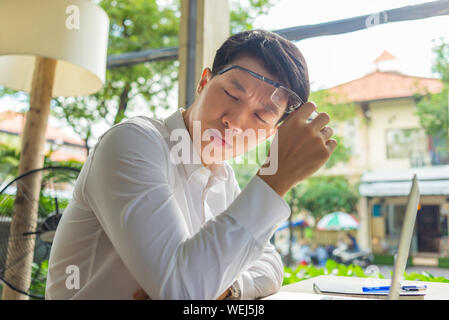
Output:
[0,111,85,146]
[327,71,443,103]
[48,150,87,162]
[374,50,397,63]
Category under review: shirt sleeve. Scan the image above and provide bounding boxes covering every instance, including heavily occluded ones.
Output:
[236,243,284,300]
[82,123,290,300]
[231,177,285,300]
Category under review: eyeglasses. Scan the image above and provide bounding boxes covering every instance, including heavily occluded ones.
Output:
[216,65,313,123]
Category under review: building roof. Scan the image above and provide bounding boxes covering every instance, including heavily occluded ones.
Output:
[373,50,397,63]
[0,110,84,146]
[359,165,449,197]
[0,110,87,162]
[327,50,443,103]
[328,71,443,103]
[360,180,449,197]
[48,150,86,163]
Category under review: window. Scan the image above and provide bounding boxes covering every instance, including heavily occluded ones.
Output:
[386,128,427,160]
[344,118,359,155]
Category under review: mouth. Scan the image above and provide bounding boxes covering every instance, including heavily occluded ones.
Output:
[210,130,232,148]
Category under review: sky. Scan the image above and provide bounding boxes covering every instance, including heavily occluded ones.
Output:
[1,0,448,144]
[253,0,449,90]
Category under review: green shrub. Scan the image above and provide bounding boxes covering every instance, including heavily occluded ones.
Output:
[283,259,449,286]
[404,271,449,283]
[29,260,48,299]
[283,259,382,285]
[438,257,449,268]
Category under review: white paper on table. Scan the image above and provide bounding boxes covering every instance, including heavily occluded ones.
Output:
[261,291,370,300]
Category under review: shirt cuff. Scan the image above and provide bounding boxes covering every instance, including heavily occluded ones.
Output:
[225,174,290,247]
[237,272,255,300]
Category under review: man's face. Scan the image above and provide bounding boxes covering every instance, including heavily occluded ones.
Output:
[186,55,287,165]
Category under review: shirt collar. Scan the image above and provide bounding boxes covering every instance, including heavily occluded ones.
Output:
[163,108,229,183]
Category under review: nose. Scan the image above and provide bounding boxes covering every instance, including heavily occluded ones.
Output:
[222,113,243,134]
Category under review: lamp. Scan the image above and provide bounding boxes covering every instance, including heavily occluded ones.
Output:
[0,0,109,299]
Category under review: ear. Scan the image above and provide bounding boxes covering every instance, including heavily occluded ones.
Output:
[197,68,212,94]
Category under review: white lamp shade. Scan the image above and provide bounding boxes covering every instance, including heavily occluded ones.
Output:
[0,0,109,97]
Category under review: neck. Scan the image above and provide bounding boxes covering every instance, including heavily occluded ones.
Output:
[181,106,210,169]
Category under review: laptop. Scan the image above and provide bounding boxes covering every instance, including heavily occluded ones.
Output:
[388,174,421,300]
[263,174,423,300]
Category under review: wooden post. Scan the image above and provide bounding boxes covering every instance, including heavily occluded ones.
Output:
[357,196,371,251]
[2,56,57,300]
[178,0,229,109]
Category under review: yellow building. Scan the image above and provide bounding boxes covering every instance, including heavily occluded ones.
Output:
[319,51,448,264]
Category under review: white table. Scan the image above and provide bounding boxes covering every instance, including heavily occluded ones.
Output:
[263,275,449,300]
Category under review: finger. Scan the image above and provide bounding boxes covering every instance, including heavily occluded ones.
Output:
[310,112,330,130]
[133,289,149,300]
[291,101,317,122]
[320,126,334,140]
[326,138,337,152]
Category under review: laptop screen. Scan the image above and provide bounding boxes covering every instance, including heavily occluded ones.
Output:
[388,174,420,300]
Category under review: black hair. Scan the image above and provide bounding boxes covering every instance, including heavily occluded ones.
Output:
[212,29,310,124]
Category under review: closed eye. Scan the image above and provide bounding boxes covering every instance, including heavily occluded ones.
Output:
[224,88,266,123]
[224,89,238,101]
[254,113,267,123]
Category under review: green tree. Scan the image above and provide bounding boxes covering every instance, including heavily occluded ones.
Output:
[433,41,449,83]
[0,141,83,185]
[309,89,355,169]
[309,89,356,122]
[279,174,359,266]
[0,87,20,98]
[415,41,449,155]
[0,142,21,183]
[230,0,275,34]
[294,175,360,219]
[52,0,180,150]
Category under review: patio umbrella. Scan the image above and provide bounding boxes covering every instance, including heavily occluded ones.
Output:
[317,211,359,231]
[277,218,308,232]
[277,211,316,232]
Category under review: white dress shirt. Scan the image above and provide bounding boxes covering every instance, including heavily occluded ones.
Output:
[45,108,290,300]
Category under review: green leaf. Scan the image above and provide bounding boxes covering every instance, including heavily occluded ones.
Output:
[325,259,338,273]
[284,260,449,286]
[353,265,366,278]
